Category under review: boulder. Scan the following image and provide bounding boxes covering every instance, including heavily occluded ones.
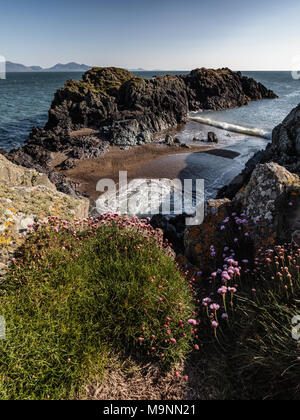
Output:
[234,162,300,246]
[164,134,174,146]
[0,156,89,279]
[219,103,300,200]
[0,154,54,189]
[184,163,299,268]
[184,198,231,268]
[267,103,300,173]
[207,131,218,143]
[100,119,153,147]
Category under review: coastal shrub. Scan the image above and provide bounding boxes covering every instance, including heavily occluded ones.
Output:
[230,245,300,399]
[194,213,300,399]
[0,214,195,400]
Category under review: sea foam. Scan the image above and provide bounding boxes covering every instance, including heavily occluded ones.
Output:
[190,116,272,140]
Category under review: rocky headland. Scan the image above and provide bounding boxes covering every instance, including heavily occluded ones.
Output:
[2,66,276,194]
[0,68,299,401]
[155,104,300,262]
[1,66,299,269]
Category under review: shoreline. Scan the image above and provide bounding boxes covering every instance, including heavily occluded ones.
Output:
[63,121,270,205]
[63,143,218,202]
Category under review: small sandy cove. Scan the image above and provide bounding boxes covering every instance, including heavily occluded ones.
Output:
[63,142,230,202]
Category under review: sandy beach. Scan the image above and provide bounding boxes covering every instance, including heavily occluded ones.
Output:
[64,121,270,203]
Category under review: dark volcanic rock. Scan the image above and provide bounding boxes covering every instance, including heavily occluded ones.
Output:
[164,134,175,146]
[207,131,218,143]
[269,103,300,172]
[100,119,153,147]
[37,67,277,149]
[6,66,277,193]
[183,68,277,111]
[43,67,276,141]
[151,213,189,253]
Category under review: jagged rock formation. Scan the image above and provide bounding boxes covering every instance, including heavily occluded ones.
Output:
[3,67,277,193]
[219,103,300,199]
[0,155,89,279]
[44,67,276,142]
[268,103,300,172]
[184,163,300,267]
[235,162,300,246]
[183,198,231,269]
[184,68,276,111]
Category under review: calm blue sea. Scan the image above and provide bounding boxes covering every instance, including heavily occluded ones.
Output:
[0,71,299,151]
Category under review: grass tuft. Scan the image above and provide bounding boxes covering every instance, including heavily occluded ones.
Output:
[0,214,194,400]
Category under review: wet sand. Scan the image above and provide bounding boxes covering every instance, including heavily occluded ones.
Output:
[64,143,218,201]
[64,120,269,203]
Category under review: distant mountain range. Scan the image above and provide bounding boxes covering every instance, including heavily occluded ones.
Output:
[6,62,166,73]
[6,61,92,72]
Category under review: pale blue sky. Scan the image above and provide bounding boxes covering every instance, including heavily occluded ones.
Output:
[1,0,299,70]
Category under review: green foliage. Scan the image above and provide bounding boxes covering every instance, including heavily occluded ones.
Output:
[197,235,300,400]
[229,245,300,399]
[0,215,194,399]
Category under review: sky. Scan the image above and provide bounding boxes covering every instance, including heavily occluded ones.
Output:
[0,0,300,70]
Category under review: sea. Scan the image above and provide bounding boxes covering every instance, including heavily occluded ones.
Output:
[0,70,299,151]
[1,70,299,213]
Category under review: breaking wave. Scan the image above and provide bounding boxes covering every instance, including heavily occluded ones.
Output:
[189,116,272,140]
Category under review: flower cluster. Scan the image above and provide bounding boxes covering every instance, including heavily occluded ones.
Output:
[7,212,196,367]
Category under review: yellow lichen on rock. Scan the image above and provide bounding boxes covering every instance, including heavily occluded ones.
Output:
[0,155,89,279]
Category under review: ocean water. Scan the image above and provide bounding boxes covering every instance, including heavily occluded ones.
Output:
[192,71,300,136]
[0,72,84,150]
[0,70,299,151]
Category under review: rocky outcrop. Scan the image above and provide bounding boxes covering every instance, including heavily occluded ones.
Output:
[184,68,276,111]
[184,198,231,269]
[3,67,277,193]
[207,132,218,143]
[0,155,89,279]
[218,150,267,199]
[0,153,54,189]
[267,103,300,172]
[185,163,300,266]
[219,103,300,199]
[45,67,276,137]
[234,162,300,246]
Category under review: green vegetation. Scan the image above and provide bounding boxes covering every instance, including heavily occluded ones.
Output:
[195,213,300,400]
[64,67,140,96]
[0,215,194,400]
[228,245,300,399]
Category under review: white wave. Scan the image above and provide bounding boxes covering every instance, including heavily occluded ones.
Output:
[189,116,271,139]
[285,90,300,98]
[94,178,203,218]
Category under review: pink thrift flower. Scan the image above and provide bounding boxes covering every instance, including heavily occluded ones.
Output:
[211,321,219,329]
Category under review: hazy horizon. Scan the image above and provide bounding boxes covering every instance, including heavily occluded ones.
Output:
[4,62,299,72]
[1,0,300,71]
